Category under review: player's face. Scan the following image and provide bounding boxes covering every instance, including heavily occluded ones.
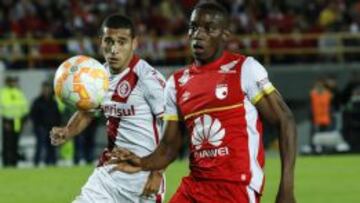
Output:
[101,27,137,73]
[188,9,228,64]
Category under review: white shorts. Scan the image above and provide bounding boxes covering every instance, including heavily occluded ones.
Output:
[72,168,165,203]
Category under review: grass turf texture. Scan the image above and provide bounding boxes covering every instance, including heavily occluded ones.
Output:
[0,155,359,203]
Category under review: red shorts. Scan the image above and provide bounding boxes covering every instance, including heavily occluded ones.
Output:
[169,176,260,203]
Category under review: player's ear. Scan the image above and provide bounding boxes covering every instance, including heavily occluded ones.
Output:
[132,37,138,51]
[222,29,231,42]
[98,36,105,54]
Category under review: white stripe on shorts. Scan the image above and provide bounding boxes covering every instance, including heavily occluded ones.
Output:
[246,186,256,203]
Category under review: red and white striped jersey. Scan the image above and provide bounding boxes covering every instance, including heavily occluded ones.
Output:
[99,55,166,194]
[164,51,275,194]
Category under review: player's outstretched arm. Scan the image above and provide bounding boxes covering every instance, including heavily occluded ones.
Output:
[50,110,93,146]
[255,90,297,203]
[142,120,183,170]
[108,120,183,173]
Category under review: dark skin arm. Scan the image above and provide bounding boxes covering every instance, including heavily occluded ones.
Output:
[107,120,183,173]
[255,90,297,203]
[107,89,296,203]
[142,120,183,170]
[105,119,179,197]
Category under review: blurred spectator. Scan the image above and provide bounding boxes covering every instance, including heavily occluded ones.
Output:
[9,32,25,61]
[318,1,341,28]
[324,75,341,111]
[1,0,360,67]
[30,81,62,166]
[342,86,360,152]
[136,25,162,62]
[318,28,342,62]
[38,33,63,67]
[67,31,95,56]
[1,32,27,69]
[308,78,349,153]
[310,79,333,133]
[74,117,98,165]
[0,75,29,167]
[25,32,41,68]
[0,60,5,69]
[341,71,360,105]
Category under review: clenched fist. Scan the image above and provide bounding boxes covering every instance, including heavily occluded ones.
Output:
[50,127,69,146]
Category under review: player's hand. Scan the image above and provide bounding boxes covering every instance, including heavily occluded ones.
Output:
[50,127,69,146]
[105,147,143,174]
[142,171,162,198]
[275,184,296,203]
[108,147,138,162]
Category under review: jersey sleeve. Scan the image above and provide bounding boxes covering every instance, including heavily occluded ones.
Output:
[163,75,179,121]
[141,67,166,117]
[241,57,276,104]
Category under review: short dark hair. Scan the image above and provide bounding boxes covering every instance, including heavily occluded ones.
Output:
[193,1,230,22]
[100,14,136,38]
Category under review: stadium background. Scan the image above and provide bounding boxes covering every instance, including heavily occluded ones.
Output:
[1,0,360,202]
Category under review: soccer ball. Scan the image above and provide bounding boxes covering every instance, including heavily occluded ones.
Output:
[54,55,109,111]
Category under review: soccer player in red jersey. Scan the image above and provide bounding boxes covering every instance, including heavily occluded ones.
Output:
[108,2,297,203]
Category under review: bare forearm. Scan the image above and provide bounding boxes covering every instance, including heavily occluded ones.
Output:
[256,91,297,202]
[279,111,297,187]
[263,92,297,183]
[141,121,182,171]
[66,111,93,138]
[141,138,179,171]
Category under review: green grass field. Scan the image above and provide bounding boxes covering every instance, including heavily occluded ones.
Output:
[0,155,360,203]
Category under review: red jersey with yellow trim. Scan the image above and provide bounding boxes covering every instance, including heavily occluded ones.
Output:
[164,51,275,194]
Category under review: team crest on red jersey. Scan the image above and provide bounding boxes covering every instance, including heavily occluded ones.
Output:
[117,80,131,98]
[215,84,228,100]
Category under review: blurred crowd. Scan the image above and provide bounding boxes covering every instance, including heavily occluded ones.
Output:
[1,0,360,68]
[2,0,360,38]
[307,73,360,154]
[0,76,99,167]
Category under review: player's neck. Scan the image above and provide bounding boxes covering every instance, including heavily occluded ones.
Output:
[109,53,134,75]
[195,49,224,66]
[110,66,126,75]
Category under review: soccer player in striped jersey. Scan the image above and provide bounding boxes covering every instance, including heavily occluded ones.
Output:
[50,14,166,203]
[108,1,297,203]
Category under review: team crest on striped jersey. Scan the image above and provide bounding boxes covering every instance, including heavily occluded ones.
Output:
[117,80,131,98]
